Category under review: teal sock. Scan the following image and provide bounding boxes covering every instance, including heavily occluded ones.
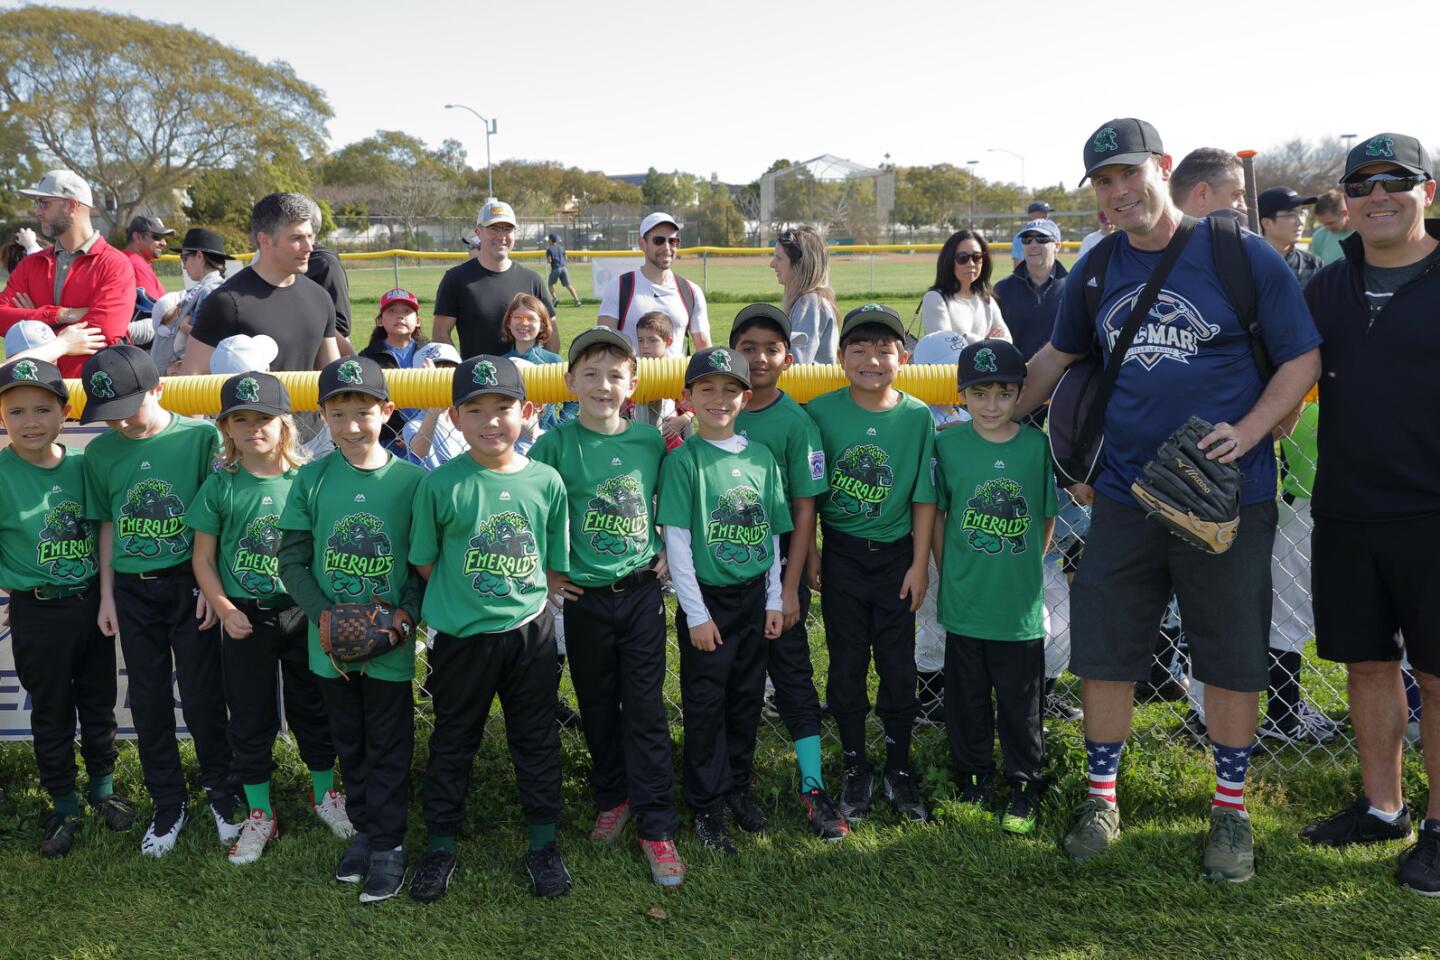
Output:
[428,834,456,853]
[87,774,114,804]
[795,736,824,793]
[53,790,80,817]
[309,769,334,805]
[527,822,556,849]
[243,782,272,818]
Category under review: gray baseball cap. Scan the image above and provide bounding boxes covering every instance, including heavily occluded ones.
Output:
[19,170,93,208]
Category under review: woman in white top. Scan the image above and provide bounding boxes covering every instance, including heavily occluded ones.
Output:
[919,229,1011,344]
[769,226,838,363]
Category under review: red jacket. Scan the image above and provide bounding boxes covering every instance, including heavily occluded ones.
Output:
[0,235,137,376]
[122,248,166,299]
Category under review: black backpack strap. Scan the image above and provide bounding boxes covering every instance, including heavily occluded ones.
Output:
[615,271,635,331]
[1082,231,1123,330]
[1208,214,1272,381]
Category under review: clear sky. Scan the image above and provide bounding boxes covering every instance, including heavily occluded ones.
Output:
[16,0,1422,190]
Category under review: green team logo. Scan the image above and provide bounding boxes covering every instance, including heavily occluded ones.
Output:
[1366,135,1395,158]
[708,351,732,372]
[235,377,261,403]
[464,511,540,596]
[89,370,115,399]
[1093,127,1119,152]
[11,359,39,381]
[472,359,498,386]
[828,443,893,518]
[336,360,364,385]
[961,478,1031,555]
[323,513,395,598]
[706,485,771,564]
[36,499,95,580]
[232,513,282,596]
[117,479,189,558]
[973,347,997,374]
[583,474,649,555]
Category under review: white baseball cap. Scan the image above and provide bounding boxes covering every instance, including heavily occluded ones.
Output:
[912,330,966,365]
[639,212,682,238]
[4,320,56,356]
[19,170,93,208]
[211,334,279,375]
[412,342,462,368]
[476,199,517,228]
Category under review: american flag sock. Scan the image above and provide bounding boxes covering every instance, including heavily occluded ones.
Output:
[1212,739,1254,815]
[1084,739,1123,806]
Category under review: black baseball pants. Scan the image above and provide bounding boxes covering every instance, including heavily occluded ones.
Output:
[564,578,678,840]
[319,672,413,849]
[221,599,335,785]
[422,610,562,836]
[767,532,822,741]
[943,633,1045,783]
[677,575,768,815]
[114,569,232,807]
[8,589,117,798]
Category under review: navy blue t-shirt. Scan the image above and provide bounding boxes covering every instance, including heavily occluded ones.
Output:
[1051,219,1322,506]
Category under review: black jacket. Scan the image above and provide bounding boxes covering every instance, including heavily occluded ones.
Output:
[993,260,1068,361]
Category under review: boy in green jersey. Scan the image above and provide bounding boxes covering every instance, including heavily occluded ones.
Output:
[806,303,937,824]
[730,303,847,841]
[80,345,237,857]
[407,354,574,901]
[278,355,422,904]
[0,358,132,859]
[933,339,1056,835]
[657,346,790,856]
[531,326,685,887]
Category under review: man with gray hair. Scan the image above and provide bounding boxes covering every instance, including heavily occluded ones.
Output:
[183,192,340,374]
[1171,148,1249,219]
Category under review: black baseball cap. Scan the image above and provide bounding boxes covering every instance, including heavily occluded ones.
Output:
[729,303,791,347]
[1257,187,1317,221]
[684,346,750,388]
[567,325,635,365]
[1027,200,1054,215]
[1342,132,1433,182]
[840,302,906,344]
[127,215,175,237]
[179,227,236,260]
[1081,118,1165,183]
[80,345,159,424]
[957,338,1027,391]
[220,371,291,418]
[0,357,67,403]
[318,356,389,405]
[453,354,527,406]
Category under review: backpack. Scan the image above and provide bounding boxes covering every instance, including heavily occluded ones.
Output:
[615,270,698,332]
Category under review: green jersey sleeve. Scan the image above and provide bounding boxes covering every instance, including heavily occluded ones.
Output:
[186,472,224,536]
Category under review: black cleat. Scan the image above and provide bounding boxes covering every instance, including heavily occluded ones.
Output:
[93,794,136,832]
[800,788,848,842]
[409,848,457,902]
[40,811,82,859]
[359,848,407,903]
[525,842,573,898]
[1302,796,1413,848]
[1398,820,1440,897]
[693,810,736,856]
[335,833,372,883]
[882,769,929,822]
[725,789,768,834]
[838,761,874,822]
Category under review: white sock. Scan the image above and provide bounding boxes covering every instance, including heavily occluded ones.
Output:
[1367,804,1404,823]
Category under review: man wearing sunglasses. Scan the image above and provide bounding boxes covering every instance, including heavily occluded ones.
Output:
[597,212,710,358]
[995,218,1068,363]
[1258,188,1323,288]
[122,215,175,299]
[1298,133,1440,896]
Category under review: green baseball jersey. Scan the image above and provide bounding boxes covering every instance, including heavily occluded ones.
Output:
[806,387,938,542]
[1279,402,1318,501]
[409,457,569,637]
[934,423,1057,642]
[82,414,221,573]
[735,391,828,501]
[185,467,297,600]
[279,451,423,681]
[529,419,663,587]
[656,435,792,587]
[0,446,98,590]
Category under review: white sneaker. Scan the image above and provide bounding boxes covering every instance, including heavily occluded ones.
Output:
[227,811,277,865]
[211,800,243,846]
[140,802,188,858]
[313,790,355,839]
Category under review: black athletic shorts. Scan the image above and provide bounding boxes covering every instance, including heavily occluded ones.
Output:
[1312,511,1440,676]
[549,267,571,287]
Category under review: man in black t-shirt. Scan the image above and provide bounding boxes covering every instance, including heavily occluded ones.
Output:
[432,199,555,358]
[184,193,340,374]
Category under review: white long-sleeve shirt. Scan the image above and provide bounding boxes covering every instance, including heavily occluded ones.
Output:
[919,288,1011,344]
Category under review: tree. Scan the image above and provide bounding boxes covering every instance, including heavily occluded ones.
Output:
[0,108,42,221]
[1253,137,1349,201]
[641,168,701,210]
[184,134,320,242]
[696,185,746,247]
[0,6,332,234]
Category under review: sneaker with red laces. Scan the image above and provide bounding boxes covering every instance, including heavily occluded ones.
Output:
[640,838,685,887]
[313,790,355,840]
[801,788,849,842]
[589,800,632,844]
[228,810,278,865]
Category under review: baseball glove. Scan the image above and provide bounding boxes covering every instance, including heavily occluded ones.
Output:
[319,598,412,668]
[1130,416,1242,555]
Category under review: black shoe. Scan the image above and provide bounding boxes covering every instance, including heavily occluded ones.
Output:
[409,848,458,901]
[693,810,736,856]
[93,794,136,831]
[1398,820,1440,896]
[1302,796,1413,848]
[359,848,408,903]
[556,700,583,731]
[40,810,82,859]
[1135,678,1188,703]
[957,772,995,808]
[525,842,573,897]
[335,833,372,883]
[883,769,929,822]
[800,788,848,842]
[1002,780,1042,835]
[839,761,874,822]
[1044,690,1083,721]
[725,789,767,834]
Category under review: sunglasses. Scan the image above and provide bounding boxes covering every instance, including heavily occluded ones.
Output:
[1343,173,1427,199]
[1020,236,1053,246]
[650,235,680,247]
[954,252,986,264]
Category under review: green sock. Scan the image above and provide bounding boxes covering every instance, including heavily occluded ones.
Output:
[243,782,272,818]
[87,774,114,804]
[309,769,334,805]
[53,790,80,817]
[428,834,456,852]
[527,822,556,849]
[795,736,824,793]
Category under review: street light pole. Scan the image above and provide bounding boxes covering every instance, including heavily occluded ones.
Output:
[1341,132,1358,155]
[966,159,979,227]
[987,147,1026,202]
[445,103,498,199]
